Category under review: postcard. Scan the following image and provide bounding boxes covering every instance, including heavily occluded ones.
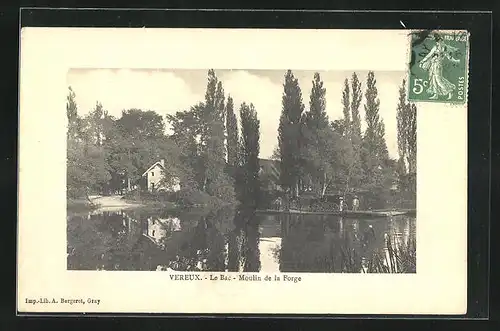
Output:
[18,28,468,315]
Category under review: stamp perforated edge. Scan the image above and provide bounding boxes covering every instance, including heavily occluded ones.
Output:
[405,29,470,106]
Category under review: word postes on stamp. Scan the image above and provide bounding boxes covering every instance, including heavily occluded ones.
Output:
[407,30,469,104]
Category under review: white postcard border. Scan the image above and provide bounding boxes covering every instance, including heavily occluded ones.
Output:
[18,28,467,315]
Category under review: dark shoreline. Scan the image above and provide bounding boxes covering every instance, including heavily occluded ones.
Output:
[67,198,99,215]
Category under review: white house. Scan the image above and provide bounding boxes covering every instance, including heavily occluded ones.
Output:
[141,159,181,192]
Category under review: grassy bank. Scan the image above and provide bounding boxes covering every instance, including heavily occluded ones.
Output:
[122,189,230,210]
[121,191,178,209]
[122,197,178,209]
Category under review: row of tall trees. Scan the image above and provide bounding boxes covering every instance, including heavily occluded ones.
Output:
[68,69,416,209]
[166,69,261,209]
[66,87,183,200]
[396,79,417,198]
[276,70,417,207]
[67,69,262,212]
[163,70,262,271]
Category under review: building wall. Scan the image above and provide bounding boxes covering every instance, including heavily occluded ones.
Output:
[144,162,181,192]
[146,218,167,243]
[146,164,164,191]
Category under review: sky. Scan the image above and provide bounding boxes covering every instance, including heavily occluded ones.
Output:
[67,68,406,159]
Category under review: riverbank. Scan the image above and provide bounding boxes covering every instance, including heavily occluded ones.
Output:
[256,208,416,218]
[67,198,99,214]
[68,193,189,218]
[90,195,146,210]
[67,195,144,216]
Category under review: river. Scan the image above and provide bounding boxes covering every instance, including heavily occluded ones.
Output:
[67,206,416,273]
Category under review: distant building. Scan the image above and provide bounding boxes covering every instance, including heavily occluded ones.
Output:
[258,158,281,191]
[141,159,181,193]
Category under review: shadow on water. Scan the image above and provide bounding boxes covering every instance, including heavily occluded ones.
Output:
[67,206,416,273]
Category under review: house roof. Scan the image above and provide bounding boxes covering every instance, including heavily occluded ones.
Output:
[141,161,165,177]
[258,158,280,176]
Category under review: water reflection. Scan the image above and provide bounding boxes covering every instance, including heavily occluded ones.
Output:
[68,207,416,273]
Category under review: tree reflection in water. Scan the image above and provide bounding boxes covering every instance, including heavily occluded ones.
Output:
[67,207,416,273]
[278,214,416,273]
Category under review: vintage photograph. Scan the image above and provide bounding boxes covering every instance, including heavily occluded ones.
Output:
[66,68,417,273]
[19,27,469,314]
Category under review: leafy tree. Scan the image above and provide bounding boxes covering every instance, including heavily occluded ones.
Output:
[302,72,342,197]
[363,71,389,160]
[277,70,305,198]
[237,102,261,209]
[84,101,106,146]
[406,104,417,175]
[349,73,364,190]
[66,89,111,198]
[199,70,231,198]
[361,71,394,206]
[396,79,409,189]
[103,108,167,189]
[117,108,165,141]
[166,105,204,189]
[350,72,363,146]
[225,95,239,171]
[396,80,417,199]
[341,78,351,137]
[66,86,80,141]
[406,104,417,198]
[337,73,364,195]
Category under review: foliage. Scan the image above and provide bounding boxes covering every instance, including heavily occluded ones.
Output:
[337,74,365,194]
[366,233,416,273]
[396,79,417,201]
[237,102,261,210]
[67,69,410,212]
[166,105,204,189]
[66,88,112,198]
[199,70,228,193]
[361,71,394,201]
[225,95,239,171]
[277,70,305,197]
[302,73,346,197]
[341,78,351,137]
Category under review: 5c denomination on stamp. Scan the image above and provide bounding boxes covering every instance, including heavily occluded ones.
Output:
[407,30,469,104]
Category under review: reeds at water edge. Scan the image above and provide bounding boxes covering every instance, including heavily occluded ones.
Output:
[365,233,416,273]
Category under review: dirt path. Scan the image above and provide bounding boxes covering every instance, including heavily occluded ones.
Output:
[90,195,143,211]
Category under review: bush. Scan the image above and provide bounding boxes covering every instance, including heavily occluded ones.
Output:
[123,189,175,204]
[257,189,281,209]
[168,188,213,207]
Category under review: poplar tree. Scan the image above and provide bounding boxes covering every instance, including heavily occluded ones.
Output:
[339,73,364,194]
[362,71,390,189]
[277,70,305,197]
[237,102,261,209]
[225,95,239,171]
[341,78,350,137]
[350,72,363,148]
[396,79,417,198]
[396,79,409,188]
[349,72,364,190]
[406,103,417,194]
[66,86,80,142]
[200,70,229,196]
[303,72,338,197]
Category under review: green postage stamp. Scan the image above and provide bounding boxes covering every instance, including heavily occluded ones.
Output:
[407,30,469,104]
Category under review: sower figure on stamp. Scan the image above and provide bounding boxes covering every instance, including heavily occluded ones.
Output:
[419,33,461,100]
